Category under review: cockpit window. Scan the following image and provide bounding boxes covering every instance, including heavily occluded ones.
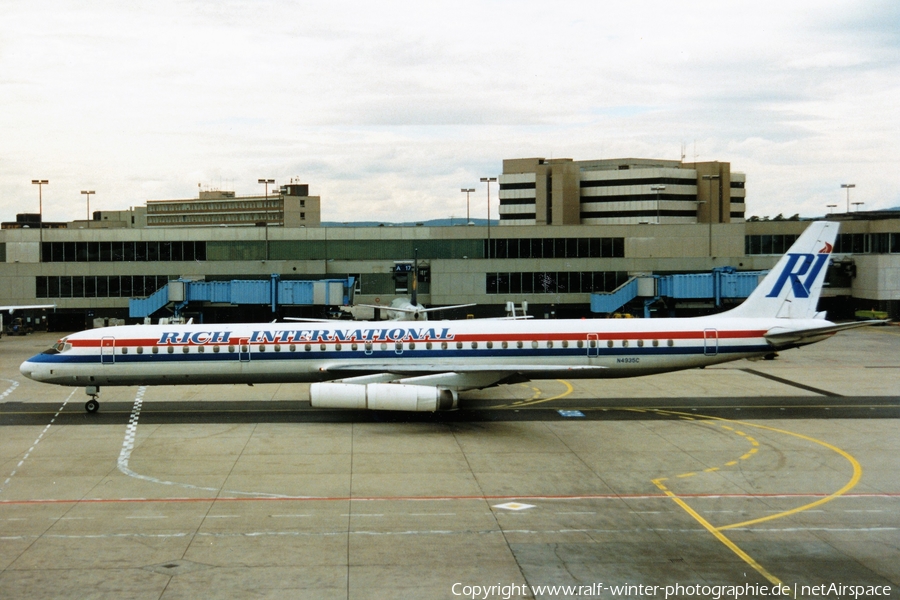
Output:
[43,339,72,355]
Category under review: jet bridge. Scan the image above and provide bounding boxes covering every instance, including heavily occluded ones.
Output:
[129,275,355,319]
[591,268,768,316]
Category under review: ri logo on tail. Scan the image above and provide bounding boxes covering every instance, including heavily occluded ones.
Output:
[765,240,833,300]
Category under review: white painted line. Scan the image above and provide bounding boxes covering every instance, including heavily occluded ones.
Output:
[125,515,168,520]
[0,388,75,496]
[0,379,19,401]
[115,386,297,500]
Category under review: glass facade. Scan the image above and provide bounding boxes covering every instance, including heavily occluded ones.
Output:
[486,271,628,294]
[36,275,172,298]
[41,241,206,262]
[745,233,900,255]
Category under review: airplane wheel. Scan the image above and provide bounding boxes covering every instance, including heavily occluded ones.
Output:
[85,399,99,413]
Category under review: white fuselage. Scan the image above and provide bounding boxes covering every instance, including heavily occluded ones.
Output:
[19,315,828,389]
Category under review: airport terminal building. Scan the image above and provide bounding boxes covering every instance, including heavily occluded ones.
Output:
[1,161,898,330]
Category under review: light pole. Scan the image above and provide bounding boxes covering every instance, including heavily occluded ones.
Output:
[701,174,720,257]
[81,190,95,227]
[826,204,837,214]
[461,188,475,224]
[650,185,665,224]
[480,177,496,258]
[258,178,274,260]
[32,179,48,258]
[841,183,855,213]
[852,201,864,212]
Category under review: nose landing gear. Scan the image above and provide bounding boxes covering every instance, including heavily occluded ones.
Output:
[85,386,100,413]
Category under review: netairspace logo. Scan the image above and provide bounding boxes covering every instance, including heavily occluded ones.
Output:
[451,581,892,599]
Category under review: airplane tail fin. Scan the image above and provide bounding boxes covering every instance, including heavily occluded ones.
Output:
[722,221,839,320]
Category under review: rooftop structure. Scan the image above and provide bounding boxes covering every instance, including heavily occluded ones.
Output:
[499,157,745,226]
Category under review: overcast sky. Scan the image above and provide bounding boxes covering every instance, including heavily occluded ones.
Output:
[2,0,899,224]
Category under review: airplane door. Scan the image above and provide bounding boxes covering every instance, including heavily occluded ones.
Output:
[238,338,250,362]
[101,337,115,365]
[586,333,599,358]
[703,329,718,356]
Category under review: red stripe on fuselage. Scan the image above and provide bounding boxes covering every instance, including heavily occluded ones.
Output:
[65,329,767,348]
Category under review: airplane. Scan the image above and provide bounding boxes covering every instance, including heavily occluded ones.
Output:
[354,252,474,321]
[20,222,880,414]
[0,305,55,338]
[287,252,475,322]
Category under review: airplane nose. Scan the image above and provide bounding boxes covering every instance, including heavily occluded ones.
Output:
[19,360,37,381]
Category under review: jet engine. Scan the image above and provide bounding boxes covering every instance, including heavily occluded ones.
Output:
[310,382,457,411]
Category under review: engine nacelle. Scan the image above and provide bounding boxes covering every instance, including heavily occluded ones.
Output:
[310,382,457,411]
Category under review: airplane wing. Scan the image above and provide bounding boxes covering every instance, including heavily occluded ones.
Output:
[356,303,476,314]
[0,304,55,312]
[765,320,889,346]
[283,317,347,323]
[321,363,606,374]
[313,363,603,396]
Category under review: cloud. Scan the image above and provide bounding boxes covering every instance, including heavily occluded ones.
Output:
[2,0,899,222]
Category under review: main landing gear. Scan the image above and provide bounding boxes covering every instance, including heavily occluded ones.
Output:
[84,386,100,413]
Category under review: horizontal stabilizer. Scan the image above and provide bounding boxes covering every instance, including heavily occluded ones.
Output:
[765,320,888,346]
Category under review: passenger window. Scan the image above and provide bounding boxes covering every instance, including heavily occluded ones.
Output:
[335,343,342,351]
[486,341,493,349]
[228,345,235,353]
[136,346,143,354]
[517,341,523,349]
[501,341,508,349]
[167,346,174,354]
[213,345,220,353]
[305,344,312,352]
[622,340,629,348]
[152,346,159,354]
[546,341,553,349]
[274,344,281,352]
[531,341,538,349]
[198,345,204,353]
[183,346,190,353]
[667,339,674,347]
[637,340,644,347]
[607,340,613,348]
[121,347,128,355]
